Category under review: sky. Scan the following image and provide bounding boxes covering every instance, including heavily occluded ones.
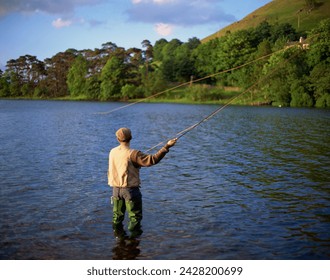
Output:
[0,0,272,69]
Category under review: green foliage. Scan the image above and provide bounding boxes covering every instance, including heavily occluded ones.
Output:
[315,93,330,108]
[309,61,330,107]
[100,54,126,101]
[270,22,298,42]
[290,80,314,107]
[0,72,10,97]
[143,67,168,98]
[153,38,168,61]
[9,72,21,97]
[183,85,223,102]
[33,82,48,98]
[307,18,330,66]
[193,39,220,82]
[85,76,100,100]
[121,84,137,99]
[67,55,88,97]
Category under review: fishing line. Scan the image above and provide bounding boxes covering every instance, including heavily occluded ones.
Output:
[96,33,318,116]
[145,47,302,152]
[95,47,290,115]
[97,34,317,151]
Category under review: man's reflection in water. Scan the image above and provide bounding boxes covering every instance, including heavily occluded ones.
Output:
[112,225,142,260]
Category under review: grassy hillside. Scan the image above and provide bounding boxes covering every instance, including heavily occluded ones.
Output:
[203,0,330,42]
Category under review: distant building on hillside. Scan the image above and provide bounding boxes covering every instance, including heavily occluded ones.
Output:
[286,37,310,50]
[299,37,310,49]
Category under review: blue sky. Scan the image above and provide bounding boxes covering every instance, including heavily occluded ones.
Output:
[0,0,272,69]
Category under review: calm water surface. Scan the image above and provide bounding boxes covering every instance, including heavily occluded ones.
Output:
[0,100,329,259]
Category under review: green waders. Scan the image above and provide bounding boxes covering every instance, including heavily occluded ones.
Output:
[112,197,126,226]
[112,187,143,237]
[125,199,142,233]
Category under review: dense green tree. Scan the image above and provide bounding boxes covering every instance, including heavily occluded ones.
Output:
[253,21,272,45]
[203,30,257,86]
[193,39,220,83]
[126,47,143,87]
[140,65,168,97]
[141,40,153,87]
[220,29,256,68]
[270,23,298,43]
[262,49,292,105]
[85,75,101,100]
[33,79,49,98]
[309,62,330,107]
[160,39,183,82]
[67,55,88,97]
[172,40,200,82]
[307,19,330,66]
[0,71,10,97]
[290,79,313,107]
[141,39,153,63]
[153,38,200,83]
[153,38,168,61]
[244,39,273,90]
[100,50,127,101]
[5,55,45,97]
[306,19,330,106]
[186,37,201,50]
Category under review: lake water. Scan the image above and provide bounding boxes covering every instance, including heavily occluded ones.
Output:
[0,100,329,260]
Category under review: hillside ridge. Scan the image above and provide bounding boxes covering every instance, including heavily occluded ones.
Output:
[203,0,329,42]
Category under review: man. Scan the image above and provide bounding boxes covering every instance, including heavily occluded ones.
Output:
[108,127,177,237]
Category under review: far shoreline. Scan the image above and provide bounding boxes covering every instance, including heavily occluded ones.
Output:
[2,96,328,109]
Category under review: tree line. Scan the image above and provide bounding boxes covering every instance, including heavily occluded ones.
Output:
[0,19,329,107]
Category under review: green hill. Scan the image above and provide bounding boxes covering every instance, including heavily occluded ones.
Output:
[203,0,330,42]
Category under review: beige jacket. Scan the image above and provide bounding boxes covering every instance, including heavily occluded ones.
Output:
[108,143,171,187]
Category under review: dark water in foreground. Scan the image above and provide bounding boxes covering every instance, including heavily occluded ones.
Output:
[0,100,329,260]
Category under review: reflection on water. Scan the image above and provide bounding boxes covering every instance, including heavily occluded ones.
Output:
[112,227,141,260]
[112,237,141,260]
[0,100,329,259]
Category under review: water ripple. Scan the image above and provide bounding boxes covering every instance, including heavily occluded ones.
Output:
[0,101,329,259]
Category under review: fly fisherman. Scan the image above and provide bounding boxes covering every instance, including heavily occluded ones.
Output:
[108,127,177,237]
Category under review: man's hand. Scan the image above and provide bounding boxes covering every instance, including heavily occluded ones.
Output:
[166,138,177,148]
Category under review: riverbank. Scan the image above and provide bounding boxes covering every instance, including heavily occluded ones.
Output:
[0,95,272,107]
[1,87,275,107]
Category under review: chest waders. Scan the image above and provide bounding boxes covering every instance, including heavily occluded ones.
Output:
[112,187,143,237]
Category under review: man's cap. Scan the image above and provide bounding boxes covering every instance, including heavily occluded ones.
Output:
[116,127,132,142]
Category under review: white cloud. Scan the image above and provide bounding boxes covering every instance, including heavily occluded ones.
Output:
[52,18,73,28]
[154,23,174,36]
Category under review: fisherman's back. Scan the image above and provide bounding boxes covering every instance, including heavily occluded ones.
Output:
[108,145,140,188]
